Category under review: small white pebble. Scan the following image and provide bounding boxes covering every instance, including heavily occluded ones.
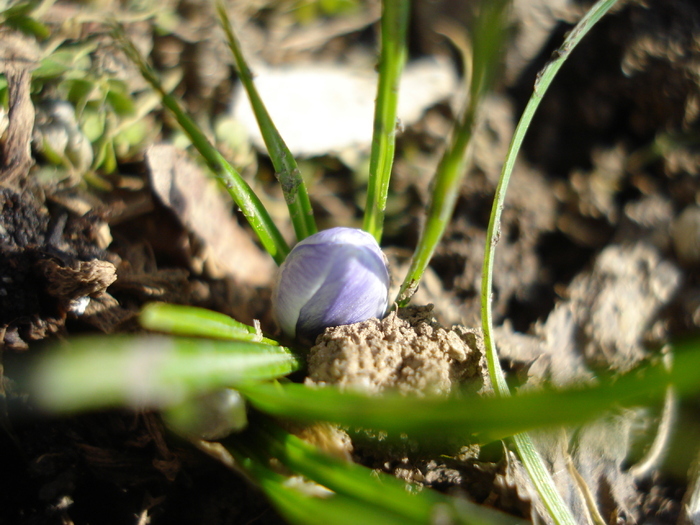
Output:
[69,296,91,315]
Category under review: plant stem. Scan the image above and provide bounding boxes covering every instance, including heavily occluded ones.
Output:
[480,1,620,524]
[116,26,290,264]
[362,0,410,243]
[217,2,317,242]
[396,0,509,307]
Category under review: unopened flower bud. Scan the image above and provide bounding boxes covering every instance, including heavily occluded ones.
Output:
[272,227,390,344]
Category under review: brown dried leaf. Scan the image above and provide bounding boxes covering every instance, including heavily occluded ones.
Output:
[146,144,274,285]
[0,31,39,186]
[37,258,117,301]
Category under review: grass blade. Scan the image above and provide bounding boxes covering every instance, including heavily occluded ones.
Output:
[139,302,280,345]
[478,1,620,524]
[396,0,510,306]
[362,0,410,242]
[227,428,421,525]
[30,336,301,412]
[217,2,317,242]
[234,418,528,525]
[245,421,435,522]
[239,339,700,444]
[114,26,290,264]
[225,418,527,525]
[256,467,420,525]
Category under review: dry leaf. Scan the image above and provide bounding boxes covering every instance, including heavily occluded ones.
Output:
[146,144,274,285]
[0,31,40,185]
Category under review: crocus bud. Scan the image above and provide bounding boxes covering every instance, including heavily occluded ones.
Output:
[272,227,390,344]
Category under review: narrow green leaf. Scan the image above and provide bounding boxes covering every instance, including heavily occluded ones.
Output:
[248,422,436,522]
[240,341,700,444]
[478,2,620,524]
[30,336,301,413]
[114,25,290,264]
[66,78,95,107]
[231,419,526,525]
[362,0,410,242]
[33,51,78,79]
[217,2,317,242]
[262,472,419,525]
[139,302,280,345]
[227,431,418,525]
[396,0,510,306]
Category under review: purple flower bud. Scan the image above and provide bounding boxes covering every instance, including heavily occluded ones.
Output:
[272,227,390,344]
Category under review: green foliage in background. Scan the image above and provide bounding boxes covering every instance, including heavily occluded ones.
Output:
[1,1,167,184]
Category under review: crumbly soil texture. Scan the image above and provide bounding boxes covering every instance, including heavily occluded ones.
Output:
[2,0,700,523]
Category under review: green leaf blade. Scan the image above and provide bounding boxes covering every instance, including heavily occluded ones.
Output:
[362,0,410,243]
[217,2,317,242]
[30,336,301,413]
[239,343,700,444]
[395,0,510,307]
[114,25,290,264]
[139,302,279,345]
[226,419,526,525]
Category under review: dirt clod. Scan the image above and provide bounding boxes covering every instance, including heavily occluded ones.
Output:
[307,305,487,397]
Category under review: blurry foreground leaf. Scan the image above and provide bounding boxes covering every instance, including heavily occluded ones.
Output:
[1,2,50,40]
[240,339,700,445]
[225,418,526,525]
[33,43,95,79]
[164,388,249,440]
[31,336,301,412]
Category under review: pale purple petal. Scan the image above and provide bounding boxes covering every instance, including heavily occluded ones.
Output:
[272,227,390,342]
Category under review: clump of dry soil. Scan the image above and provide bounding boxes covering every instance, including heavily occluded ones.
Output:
[307,305,489,397]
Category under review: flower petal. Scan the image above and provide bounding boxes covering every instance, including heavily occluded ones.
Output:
[296,242,389,342]
[272,227,390,342]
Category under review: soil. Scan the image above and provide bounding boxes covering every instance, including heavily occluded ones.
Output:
[1,0,700,523]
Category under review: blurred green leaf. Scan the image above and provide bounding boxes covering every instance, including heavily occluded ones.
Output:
[81,108,105,141]
[4,13,50,39]
[262,474,417,525]
[227,419,525,525]
[1,2,36,18]
[100,136,118,173]
[30,335,301,413]
[34,45,94,79]
[241,340,700,445]
[318,0,358,15]
[66,78,97,109]
[226,425,424,525]
[114,118,151,154]
[106,79,136,115]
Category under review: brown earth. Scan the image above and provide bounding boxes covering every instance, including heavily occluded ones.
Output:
[1,0,700,523]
